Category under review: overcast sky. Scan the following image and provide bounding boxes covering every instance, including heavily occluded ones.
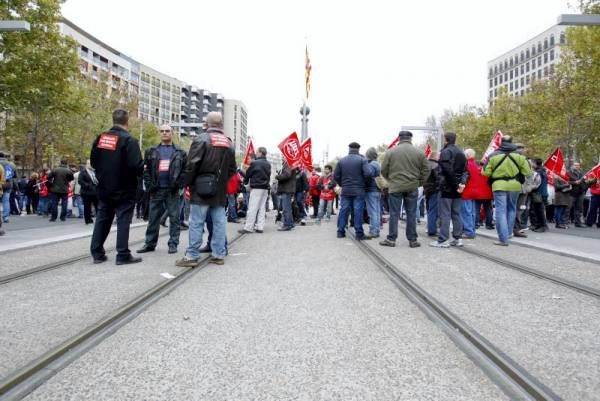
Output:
[62,0,572,162]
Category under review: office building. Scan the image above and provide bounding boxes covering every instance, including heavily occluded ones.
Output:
[223,99,248,155]
[487,24,567,103]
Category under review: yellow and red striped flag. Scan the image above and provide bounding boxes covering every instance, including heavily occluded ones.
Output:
[305,45,311,99]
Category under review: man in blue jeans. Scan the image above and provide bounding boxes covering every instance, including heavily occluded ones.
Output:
[334,142,373,240]
[275,160,297,231]
[483,136,532,246]
[176,112,237,266]
[379,131,430,248]
[364,147,382,238]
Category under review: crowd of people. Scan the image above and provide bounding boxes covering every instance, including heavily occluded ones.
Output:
[1,110,599,264]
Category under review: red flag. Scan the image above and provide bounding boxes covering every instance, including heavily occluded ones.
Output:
[278,132,302,168]
[424,143,432,159]
[388,136,400,149]
[481,131,503,164]
[544,147,569,181]
[300,138,313,171]
[546,168,555,186]
[243,140,255,167]
[584,164,600,181]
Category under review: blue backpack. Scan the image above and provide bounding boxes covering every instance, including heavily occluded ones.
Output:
[3,163,14,182]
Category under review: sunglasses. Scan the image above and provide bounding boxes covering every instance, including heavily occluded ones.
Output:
[160,130,171,133]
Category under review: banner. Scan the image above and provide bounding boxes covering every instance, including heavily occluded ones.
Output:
[278,132,302,168]
[388,136,400,149]
[584,164,600,181]
[481,131,503,164]
[300,137,313,171]
[424,143,432,159]
[242,140,255,168]
[544,147,569,181]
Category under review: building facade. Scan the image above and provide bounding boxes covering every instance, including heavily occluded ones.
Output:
[180,86,225,137]
[223,99,248,155]
[487,24,567,103]
[138,64,184,128]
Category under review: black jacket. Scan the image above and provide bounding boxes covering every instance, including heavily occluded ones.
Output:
[568,168,586,196]
[244,157,271,189]
[423,159,441,196]
[47,166,74,194]
[143,144,187,193]
[295,170,309,193]
[439,143,467,199]
[78,169,98,197]
[333,149,371,197]
[276,161,297,194]
[184,128,237,207]
[90,125,144,202]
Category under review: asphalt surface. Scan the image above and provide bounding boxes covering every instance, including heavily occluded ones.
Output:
[22,219,507,401]
[0,222,238,378]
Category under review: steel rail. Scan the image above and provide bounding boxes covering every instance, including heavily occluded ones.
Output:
[0,233,246,401]
[458,246,600,300]
[350,231,563,401]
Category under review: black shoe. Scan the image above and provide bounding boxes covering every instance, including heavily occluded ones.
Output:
[238,229,253,234]
[379,239,396,247]
[49,218,56,222]
[168,246,177,254]
[180,225,189,231]
[136,245,155,253]
[486,225,495,230]
[409,240,421,248]
[255,229,264,233]
[93,255,108,264]
[60,218,66,222]
[556,224,567,229]
[532,226,548,233]
[116,255,142,265]
[199,246,212,253]
[513,231,528,238]
[575,223,585,228]
[278,226,293,232]
[336,232,346,238]
[85,220,94,225]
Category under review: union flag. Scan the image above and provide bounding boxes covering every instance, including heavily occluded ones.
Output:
[544,147,569,181]
[300,138,313,171]
[278,132,302,169]
[243,140,255,168]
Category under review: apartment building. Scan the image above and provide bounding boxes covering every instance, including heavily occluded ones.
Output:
[223,99,248,155]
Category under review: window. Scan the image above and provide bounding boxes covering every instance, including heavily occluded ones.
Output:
[544,67,548,77]
[489,68,493,77]
[504,72,507,81]
[550,34,555,46]
[520,51,525,62]
[521,77,525,86]
[538,70,542,79]
[550,49,555,61]
[489,79,493,88]
[515,80,519,89]
[544,38,548,50]
[494,65,498,75]
[526,49,530,59]
[526,75,530,84]
[532,59,536,69]
[510,70,513,79]
[560,32,566,44]
[521,65,524,74]
[526,62,530,72]
[510,57,513,67]
[538,56,542,66]
[544,53,548,64]
[494,88,498,97]
[504,59,508,69]
[532,46,536,56]
[538,42,542,53]
[515,68,519,77]
[510,82,513,91]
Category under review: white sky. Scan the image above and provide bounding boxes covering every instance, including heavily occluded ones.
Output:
[61,0,572,162]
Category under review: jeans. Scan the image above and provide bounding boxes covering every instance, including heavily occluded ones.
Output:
[460,199,476,237]
[439,197,463,242]
[280,193,294,229]
[554,205,568,226]
[475,200,494,228]
[2,192,9,222]
[317,199,333,221]
[514,193,529,232]
[365,191,381,236]
[494,191,519,243]
[387,191,418,242]
[186,204,226,259]
[337,195,366,238]
[227,194,238,221]
[50,192,68,221]
[586,194,600,226]
[38,196,49,215]
[244,188,268,231]
[145,189,181,248]
[416,191,425,221]
[74,195,84,218]
[90,199,135,261]
[295,191,307,219]
[426,192,439,235]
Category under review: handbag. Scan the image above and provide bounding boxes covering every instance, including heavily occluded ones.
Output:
[194,152,228,199]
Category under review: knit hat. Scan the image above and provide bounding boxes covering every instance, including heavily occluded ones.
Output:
[366,147,378,161]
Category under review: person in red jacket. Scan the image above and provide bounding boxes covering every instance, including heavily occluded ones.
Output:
[37,170,50,216]
[227,170,242,223]
[308,168,321,219]
[461,149,493,238]
[586,177,600,228]
[316,165,336,223]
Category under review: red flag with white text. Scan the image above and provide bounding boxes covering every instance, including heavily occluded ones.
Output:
[278,132,302,168]
[584,164,600,181]
[481,131,503,164]
[300,138,313,171]
[424,143,432,159]
[544,147,569,181]
[243,140,255,168]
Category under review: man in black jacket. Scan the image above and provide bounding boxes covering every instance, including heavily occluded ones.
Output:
[276,160,297,231]
[423,152,441,237]
[430,132,467,248]
[47,160,74,222]
[569,162,587,227]
[239,146,271,234]
[176,112,237,267]
[90,109,144,265]
[137,125,187,254]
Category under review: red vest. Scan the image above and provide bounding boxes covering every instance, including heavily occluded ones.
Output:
[462,159,493,200]
[319,175,335,201]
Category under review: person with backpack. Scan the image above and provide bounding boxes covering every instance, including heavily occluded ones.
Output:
[0,152,17,223]
[483,135,532,246]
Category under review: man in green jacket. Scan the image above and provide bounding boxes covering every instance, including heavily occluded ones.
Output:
[483,136,532,246]
[380,131,430,248]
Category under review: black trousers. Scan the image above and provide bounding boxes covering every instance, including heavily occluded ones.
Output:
[50,192,68,221]
[82,194,98,224]
[145,189,181,248]
[311,195,320,218]
[90,198,135,261]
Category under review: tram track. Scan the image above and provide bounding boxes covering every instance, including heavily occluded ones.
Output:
[0,233,247,401]
[350,230,563,401]
[0,232,167,285]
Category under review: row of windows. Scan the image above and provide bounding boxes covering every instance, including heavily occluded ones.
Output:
[489,65,554,98]
[489,54,554,88]
[489,32,564,77]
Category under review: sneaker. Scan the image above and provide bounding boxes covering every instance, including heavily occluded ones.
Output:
[555,224,567,229]
[136,245,156,253]
[379,239,396,247]
[450,239,464,247]
[429,241,450,248]
[168,246,177,254]
[336,232,346,238]
[513,231,528,238]
[93,255,108,264]
[175,257,199,268]
[116,255,142,265]
[209,257,224,265]
[366,233,380,239]
[278,226,293,232]
[531,226,548,233]
[300,219,307,226]
[409,240,421,248]
[494,241,509,247]
[238,228,253,234]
